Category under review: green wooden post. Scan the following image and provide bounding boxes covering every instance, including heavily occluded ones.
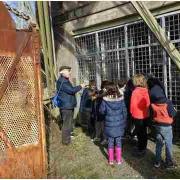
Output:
[37,1,51,94]
[43,1,55,90]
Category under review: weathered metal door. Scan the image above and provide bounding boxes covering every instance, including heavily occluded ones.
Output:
[0,2,47,178]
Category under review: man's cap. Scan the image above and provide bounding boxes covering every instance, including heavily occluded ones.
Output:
[59,66,72,72]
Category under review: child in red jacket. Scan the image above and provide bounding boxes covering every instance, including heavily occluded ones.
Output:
[130,74,150,156]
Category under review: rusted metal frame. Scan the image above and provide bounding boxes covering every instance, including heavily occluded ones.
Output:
[31,30,47,178]
[0,129,14,148]
[0,32,31,101]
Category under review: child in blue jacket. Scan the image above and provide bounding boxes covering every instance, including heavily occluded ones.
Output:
[79,80,96,137]
[99,82,127,165]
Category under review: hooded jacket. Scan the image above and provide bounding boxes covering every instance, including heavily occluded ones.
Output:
[149,85,176,125]
[99,96,127,138]
[130,87,150,119]
[56,75,82,109]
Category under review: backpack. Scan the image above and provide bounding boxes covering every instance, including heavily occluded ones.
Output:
[52,79,64,108]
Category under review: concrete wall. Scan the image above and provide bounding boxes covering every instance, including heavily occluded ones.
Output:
[61,1,180,33]
[53,1,180,83]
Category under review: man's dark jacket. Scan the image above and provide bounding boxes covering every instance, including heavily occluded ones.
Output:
[57,75,82,109]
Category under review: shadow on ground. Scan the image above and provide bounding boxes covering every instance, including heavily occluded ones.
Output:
[47,123,180,179]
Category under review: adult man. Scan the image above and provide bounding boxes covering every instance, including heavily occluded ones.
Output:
[57,66,85,145]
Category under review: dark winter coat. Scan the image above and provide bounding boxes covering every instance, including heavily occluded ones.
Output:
[56,75,82,109]
[99,96,127,138]
[91,90,105,122]
[80,88,93,112]
[149,84,176,118]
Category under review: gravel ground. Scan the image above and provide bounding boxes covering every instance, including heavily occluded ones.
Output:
[47,121,180,179]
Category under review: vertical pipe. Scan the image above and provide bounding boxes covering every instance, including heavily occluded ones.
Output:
[37,1,51,94]
[125,25,130,79]
[116,39,120,80]
[49,1,57,80]
[95,32,101,89]
[162,16,168,96]
[43,1,55,89]
[148,29,152,75]
[167,30,172,100]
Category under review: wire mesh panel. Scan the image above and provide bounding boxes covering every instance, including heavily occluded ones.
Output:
[0,32,46,178]
[0,56,15,89]
[127,22,149,47]
[150,45,164,82]
[165,14,180,41]
[98,27,125,51]
[98,27,126,82]
[164,14,180,112]
[77,55,97,82]
[100,50,126,82]
[133,47,150,75]
[0,56,39,151]
[75,33,97,82]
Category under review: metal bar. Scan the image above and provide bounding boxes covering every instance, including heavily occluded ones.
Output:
[131,49,135,76]
[37,1,51,94]
[31,31,47,177]
[148,28,152,75]
[116,39,120,80]
[43,1,55,89]
[32,32,47,178]
[168,56,172,100]
[162,16,168,96]
[95,32,101,89]
[167,29,173,100]
[131,1,180,70]
[125,25,130,79]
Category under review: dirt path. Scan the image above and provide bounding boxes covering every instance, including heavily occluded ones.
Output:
[47,121,180,178]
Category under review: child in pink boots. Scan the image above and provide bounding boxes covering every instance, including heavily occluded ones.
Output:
[99,82,127,165]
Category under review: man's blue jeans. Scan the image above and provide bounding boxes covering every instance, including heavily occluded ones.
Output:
[155,125,173,163]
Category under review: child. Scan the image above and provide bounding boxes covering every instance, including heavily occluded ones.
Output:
[123,79,136,139]
[91,80,110,142]
[99,82,127,165]
[79,80,96,137]
[148,77,177,168]
[130,74,150,156]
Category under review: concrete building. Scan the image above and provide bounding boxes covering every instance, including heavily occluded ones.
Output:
[51,1,180,136]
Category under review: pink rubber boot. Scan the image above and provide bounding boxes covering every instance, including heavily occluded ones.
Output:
[115,147,122,165]
[108,148,114,165]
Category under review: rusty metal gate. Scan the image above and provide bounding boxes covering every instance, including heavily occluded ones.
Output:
[0,2,46,178]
